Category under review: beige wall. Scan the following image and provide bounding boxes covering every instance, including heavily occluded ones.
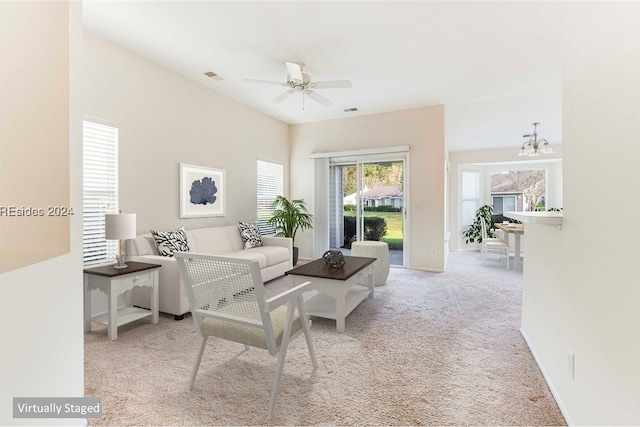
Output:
[0,2,85,425]
[83,32,290,234]
[521,3,640,425]
[0,1,71,272]
[290,106,446,271]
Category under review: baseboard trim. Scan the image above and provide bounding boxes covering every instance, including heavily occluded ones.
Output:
[407,266,444,273]
[520,327,574,426]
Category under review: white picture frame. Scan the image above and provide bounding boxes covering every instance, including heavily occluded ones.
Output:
[180,163,226,218]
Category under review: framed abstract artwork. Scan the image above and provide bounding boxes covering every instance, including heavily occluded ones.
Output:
[180,163,226,218]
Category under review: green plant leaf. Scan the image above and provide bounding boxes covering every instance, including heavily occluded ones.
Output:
[266,196,313,244]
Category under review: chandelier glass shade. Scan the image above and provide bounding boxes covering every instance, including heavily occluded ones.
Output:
[518,122,554,156]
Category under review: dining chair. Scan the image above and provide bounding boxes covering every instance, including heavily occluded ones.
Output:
[174,252,317,420]
[480,219,510,269]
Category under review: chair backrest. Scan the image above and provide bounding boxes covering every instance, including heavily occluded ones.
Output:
[480,217,489,242]
[175,253,272,336]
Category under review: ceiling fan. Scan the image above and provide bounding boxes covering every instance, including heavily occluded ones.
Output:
[244,61,352,108]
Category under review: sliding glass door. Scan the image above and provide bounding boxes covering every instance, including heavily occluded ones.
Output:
[329,159,405,267]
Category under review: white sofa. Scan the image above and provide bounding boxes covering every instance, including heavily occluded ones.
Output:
[128,225,292,319]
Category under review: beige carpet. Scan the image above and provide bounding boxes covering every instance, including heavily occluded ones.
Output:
[85,251,566,426]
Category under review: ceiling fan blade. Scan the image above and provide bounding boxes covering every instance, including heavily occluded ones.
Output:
[285,61,303,82]
[312,80,353,89]
[306,90,333,107]
[271,90,294,104]
[243,78,288,87]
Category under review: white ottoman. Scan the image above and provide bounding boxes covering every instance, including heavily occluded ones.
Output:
[350,241,390,286]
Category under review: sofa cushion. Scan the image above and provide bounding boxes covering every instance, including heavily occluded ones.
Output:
[246,246,290,266]
[201,303,303,349]
[238,221,263,249]
[150,226,190,257]
[188,225,243,254]
[128,234,158,256]
[225,250,267,268]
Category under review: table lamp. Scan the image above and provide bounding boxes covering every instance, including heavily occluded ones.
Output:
[105,212,136,269]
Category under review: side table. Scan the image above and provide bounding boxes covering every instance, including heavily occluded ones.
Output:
[84,261,161,340]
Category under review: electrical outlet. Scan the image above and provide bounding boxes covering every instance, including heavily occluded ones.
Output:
[567,348,575,379]
[431,248,437,255]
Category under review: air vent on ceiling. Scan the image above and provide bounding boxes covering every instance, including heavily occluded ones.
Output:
[343,108,358,113]
[204,71,223,81]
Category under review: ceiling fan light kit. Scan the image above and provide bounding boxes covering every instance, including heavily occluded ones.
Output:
[518,122,554,156]
[244,61,352,109]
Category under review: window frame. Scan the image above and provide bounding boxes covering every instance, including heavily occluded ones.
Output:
[256,159,284,236]
[82,119,119,265]
[461,169,480,229]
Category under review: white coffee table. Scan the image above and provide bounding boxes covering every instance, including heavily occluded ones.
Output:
[286,256,375,332]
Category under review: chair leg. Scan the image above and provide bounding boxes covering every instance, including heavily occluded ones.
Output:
[298,298,317,368]
[267,303,295,420]
[268,339,289,420]
[188,336,208,391]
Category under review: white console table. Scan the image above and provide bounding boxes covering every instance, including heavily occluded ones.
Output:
[84,261,160,340]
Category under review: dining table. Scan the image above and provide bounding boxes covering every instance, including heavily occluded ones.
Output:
[494,222,524,272]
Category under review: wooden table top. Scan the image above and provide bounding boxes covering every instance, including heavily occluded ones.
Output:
[83,261,162,277]
[286,256,376,281]
[494,222,524,234]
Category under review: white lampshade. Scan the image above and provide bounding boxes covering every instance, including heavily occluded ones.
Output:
[105,213,136,240]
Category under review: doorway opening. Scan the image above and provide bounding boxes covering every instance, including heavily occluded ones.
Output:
[329,159,405,267]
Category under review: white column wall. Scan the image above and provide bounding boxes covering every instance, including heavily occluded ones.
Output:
[521,3,640,424]
[0,2,85,425]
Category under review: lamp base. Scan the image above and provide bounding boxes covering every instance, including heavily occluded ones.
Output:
[113,254,127,269]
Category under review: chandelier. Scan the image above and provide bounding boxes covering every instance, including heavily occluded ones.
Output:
[518,122,553,156]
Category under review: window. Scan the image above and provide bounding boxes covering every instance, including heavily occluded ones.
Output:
[492,195,517,214]
[461,170,480,227]
[490,170,545,212]
[256,160,283,235]
[83,119,119,264]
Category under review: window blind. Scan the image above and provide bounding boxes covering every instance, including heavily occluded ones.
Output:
[461,170,480,227]
[83,120,119,264]
[256,160,283,235]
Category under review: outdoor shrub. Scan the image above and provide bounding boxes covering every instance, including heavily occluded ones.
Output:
[363,205,401,212]
[491,214,505,225]
[364,217,387,241]
[343,216,356,247]
[343,216,387,247]
[343,204,355,211]
[374,205,401,212]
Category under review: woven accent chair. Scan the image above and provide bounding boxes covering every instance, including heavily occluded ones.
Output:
[480,219,510,269]
[174,253,317,420]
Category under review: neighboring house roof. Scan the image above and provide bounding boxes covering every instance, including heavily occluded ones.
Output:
[491,175,522,193]
[362,185,403,198]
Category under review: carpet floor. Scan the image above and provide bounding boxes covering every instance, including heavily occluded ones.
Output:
[84,251,566,426]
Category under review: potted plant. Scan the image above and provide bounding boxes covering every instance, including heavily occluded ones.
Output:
[267,195,313,266]
[462,204,498,244]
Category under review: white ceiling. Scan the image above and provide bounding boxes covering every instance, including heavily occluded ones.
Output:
[82,1,588,151]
